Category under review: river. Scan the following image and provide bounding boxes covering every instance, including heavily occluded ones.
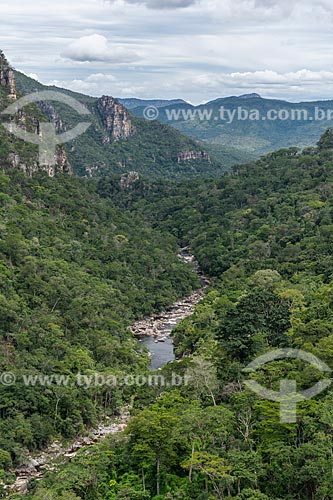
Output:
[8,249,208,495]
[131,249,209,369]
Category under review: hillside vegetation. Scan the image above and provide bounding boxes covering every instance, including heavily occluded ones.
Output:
[48,130,333,500]
[14,71,224,179]
[0,169,199,494]
[130,94,333,163]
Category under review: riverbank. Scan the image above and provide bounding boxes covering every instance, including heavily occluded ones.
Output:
[8,249,208,496]
[131,249,209,369]
[8,409,131,496]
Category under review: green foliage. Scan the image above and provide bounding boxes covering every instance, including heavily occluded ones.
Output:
[76,133,333,500]
[130,94,333,164]
[0,169,199,464]
[31,489,81,500]
[317,128,333,150]
[6,131,333,499]
[14,71,222,180]
[0,449,11,469]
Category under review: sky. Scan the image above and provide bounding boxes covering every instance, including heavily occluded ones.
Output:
[1,0,333,104]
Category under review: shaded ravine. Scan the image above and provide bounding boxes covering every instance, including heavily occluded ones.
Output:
[131,249,209,369]
[8,409,131,496]
[9,249,208,495]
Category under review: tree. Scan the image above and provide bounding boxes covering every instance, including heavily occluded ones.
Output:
[0,450,11,470]
[178,405,235,482]
[32,489,81,500]
[317,129,333,150]
[216,288,291,361]
[181,452,231,499]
[126,405,179,495]
[185,357,219,405]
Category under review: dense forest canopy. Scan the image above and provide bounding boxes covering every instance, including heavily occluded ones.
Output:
[2,131,333,499]
[0,169,199,482]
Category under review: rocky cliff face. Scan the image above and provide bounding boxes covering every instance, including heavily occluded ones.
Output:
[0,51,72,177]
[38,102,65,132]
[0,51,16,99]
[97,96,135,143]
[120,171,140,189]
[8,147,72,177]
[54,148,72,176]
[177,150,211,163]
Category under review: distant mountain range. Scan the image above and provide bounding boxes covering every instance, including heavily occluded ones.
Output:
[5,50,333,177]
[118,98,187,110]
[126,93,333,162]
[117,94,262,109]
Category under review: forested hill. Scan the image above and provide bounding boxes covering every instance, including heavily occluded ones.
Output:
[2,118,333,498]
[0,169,199,484]
[13,70,223,179]
[100,129,333,281]
[64,130,333,500]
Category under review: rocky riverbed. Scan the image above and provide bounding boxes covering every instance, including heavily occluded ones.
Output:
[130,288,207,339]
[9,410,131,496]
[131,249,209,369]
[9,249,208,495]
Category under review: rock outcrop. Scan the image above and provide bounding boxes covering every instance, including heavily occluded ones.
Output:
[55,147,72,176]
[10,410,131,496]
[0,51,72,177]
[38,102,65,132]
[177,150,211,163]
[8,147,72,177]
[97,96,135,143]
[120,171,140,189]
[0,50,16,99]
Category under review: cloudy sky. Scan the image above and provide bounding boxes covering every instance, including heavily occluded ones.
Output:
[2,0,333,104]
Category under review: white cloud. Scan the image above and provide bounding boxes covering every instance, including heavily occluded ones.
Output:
[223,69,333,86]
[184,69,333,102]
[45,68,333,104]
[205,0,298,19]
[61,34,140,63]
[104,0,296,15]
[85,73,117,82]
[48,72,145,97]
[105,0,199,9]
[2,0,333,104]
[28,73,39,81]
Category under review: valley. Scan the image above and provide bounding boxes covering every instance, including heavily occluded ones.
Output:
[1,50,333,500]
[132,249,209,369]
[9,250,208,495]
